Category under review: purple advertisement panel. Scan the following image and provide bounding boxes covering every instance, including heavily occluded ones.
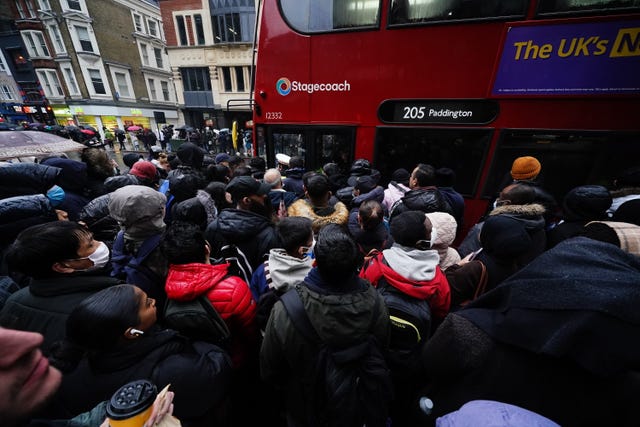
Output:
[492,20,640,95]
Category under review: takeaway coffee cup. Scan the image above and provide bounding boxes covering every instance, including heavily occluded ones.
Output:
[107,380,158,427]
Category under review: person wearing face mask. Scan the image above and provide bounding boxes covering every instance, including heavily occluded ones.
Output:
[0,221,121,354]
[359,210,451,427]
[205,176,280,271]
[250,216,315,332]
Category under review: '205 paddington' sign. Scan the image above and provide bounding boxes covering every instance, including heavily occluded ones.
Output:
[378,99,499,125]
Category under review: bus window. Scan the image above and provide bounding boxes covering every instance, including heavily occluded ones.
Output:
[537,0,640,15]
[267,126,355,172]
[374,127,492,196]
[279,0,380,33]
[483,131,640,203]
[389,0,528,25]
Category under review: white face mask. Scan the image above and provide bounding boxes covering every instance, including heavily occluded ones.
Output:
[81,241,110,271]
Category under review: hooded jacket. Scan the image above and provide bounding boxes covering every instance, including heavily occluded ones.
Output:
[260,269,389,426]
[425,212,461,270]
[165,262,257,368]
[205,208,280,270]
[287,199,350,235]
[250,249,314,300]
[360,245,451,320]
[458,203,546,264]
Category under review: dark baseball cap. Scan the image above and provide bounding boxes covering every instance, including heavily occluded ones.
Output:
[226,176,271,199]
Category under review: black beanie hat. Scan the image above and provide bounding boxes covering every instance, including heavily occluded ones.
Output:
[390,211,428,247]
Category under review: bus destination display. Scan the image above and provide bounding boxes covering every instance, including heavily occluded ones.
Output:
[378,100,499,125]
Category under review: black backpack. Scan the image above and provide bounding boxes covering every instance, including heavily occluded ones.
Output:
[280,285,393,427]
[162,247,251,347]
[163,295,231,347]
[376,274,432,372]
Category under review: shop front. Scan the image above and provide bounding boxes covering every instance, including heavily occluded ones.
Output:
[66,104,179,139]
[52,105,75,126]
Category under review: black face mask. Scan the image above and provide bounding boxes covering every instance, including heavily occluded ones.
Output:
[248,197,272,219]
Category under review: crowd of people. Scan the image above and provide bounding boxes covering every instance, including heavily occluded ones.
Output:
[0,145,639,427]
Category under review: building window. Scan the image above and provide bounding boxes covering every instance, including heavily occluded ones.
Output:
[15,1,26,18]
[25,0,37,17]
[180,67,211,91]
[62,66,79,95]
[221,67,232,92]
[47,24,66,54]
[1,85,16,100]
[147,19,158,37]
[176,15,188,45]
[140,43,149,65]
[161,80,170,101]
[154,48,163,68]
[0,51,7,73]
[194,14,205,45]
[67,0,81,11]
[235,66,245,92]
[75,26,94,52]
[37,69,64,97]
[213,13,243,43]
[22,31,50,57]
[133,14,144,32]
[148,78,157,100]
[114,71,131,97]
[88,68,105,94]
[38,0,51,10]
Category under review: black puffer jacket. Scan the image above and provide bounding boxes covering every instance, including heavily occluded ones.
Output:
[0,162,61,199]
[51,328,232,425]
[0,194,57,249]
[389,187,452,221]
[205,208,280,270]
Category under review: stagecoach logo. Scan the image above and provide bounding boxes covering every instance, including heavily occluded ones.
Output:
[276,77,351,96]
[276,78,292,96]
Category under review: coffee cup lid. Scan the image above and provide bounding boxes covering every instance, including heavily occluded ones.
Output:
[107,380,157,420]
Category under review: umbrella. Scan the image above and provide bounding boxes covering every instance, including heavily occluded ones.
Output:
[0,131,86,160]
[127,125,142,131]
[80,129,96,135]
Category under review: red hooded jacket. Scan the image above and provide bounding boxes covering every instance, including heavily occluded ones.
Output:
[165,262,258,368]
[360,252,451,320]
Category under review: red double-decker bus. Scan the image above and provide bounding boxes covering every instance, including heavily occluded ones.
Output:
[252,0,640,228]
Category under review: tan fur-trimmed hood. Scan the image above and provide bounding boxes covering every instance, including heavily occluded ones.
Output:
[490,203,546,218]
[287,199,349,234]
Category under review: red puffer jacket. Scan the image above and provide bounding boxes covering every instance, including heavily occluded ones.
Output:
[165,262,258,368]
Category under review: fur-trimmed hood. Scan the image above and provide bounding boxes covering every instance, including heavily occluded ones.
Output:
[490,203,546,234]
[610,187,640,199]
[287,199,349,234]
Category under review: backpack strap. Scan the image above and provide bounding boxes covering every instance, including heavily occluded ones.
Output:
[280,286,321,344]
[281,284,383,345]
[390,180,408,194]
